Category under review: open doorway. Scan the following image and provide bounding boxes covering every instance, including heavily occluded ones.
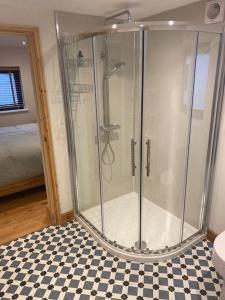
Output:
[0,25,60,244]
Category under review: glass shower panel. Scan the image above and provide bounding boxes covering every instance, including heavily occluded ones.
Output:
[141,31,198,250]
[64,38,102,231]
[93,32,142,248]
[183,32,220,237]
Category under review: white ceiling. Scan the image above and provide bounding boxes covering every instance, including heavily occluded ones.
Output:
[0,0,200,19]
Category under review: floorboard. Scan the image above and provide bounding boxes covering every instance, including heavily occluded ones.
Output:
[0,186,51,244]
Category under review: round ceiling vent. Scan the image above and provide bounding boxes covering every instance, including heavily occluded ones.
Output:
[207,2,221,19]
[205,0,224,24]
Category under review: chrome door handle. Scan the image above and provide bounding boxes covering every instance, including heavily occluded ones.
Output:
[146,139,151,177]
[131,138,137,176]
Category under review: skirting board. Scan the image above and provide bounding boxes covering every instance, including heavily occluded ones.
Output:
[61,210,75,224]
[207,229,217,242]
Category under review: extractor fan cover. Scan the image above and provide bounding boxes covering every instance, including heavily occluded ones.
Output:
[205,0,225,24]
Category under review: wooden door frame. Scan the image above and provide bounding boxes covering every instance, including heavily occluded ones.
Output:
[0,24,61,224]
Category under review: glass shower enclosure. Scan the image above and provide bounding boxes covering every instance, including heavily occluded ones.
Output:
[59,22,223,261]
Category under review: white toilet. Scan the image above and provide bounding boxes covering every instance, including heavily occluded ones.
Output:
[212,231,225,300]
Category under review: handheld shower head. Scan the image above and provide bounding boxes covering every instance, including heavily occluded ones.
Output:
[105,62,125,78]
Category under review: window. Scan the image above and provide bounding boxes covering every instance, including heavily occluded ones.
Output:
[0,67,24,111]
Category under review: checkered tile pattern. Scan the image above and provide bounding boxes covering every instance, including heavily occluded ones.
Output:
[0,221,223,299]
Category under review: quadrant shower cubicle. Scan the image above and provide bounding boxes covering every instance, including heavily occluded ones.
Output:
[59,22,223,261]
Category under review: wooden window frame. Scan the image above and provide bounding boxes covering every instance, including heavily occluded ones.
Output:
[0,24,61,224]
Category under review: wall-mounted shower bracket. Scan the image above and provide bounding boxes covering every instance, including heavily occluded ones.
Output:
[100,124,120,133]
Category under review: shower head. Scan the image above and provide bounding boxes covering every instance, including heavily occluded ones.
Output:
[105,62,125,78]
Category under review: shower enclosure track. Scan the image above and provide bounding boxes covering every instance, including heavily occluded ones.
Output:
[77,214,206,263]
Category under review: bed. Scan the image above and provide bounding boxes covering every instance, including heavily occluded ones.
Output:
[0,123,45,197]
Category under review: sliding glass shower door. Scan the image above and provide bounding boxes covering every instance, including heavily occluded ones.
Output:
[92,31,142,248]
[141,30,220,250]
[141,30,198,250]
[63,37,103,231]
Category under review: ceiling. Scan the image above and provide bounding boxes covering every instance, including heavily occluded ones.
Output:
[0,0,200,19]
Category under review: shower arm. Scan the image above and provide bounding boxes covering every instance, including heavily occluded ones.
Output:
[104,10,132,25]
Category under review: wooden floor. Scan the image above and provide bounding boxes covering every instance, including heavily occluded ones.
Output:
[0,186,51,245]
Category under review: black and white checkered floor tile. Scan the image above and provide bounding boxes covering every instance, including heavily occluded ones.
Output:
[0,221,223,300]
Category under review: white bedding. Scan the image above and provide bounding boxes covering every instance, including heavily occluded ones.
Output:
[0,123,44,186]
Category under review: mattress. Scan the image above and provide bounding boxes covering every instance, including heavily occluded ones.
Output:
[0,123,44,186]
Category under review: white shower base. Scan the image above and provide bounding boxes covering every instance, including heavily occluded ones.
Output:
[82,192,197,251]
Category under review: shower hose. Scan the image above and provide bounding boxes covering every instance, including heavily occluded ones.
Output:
[101,131,115,165]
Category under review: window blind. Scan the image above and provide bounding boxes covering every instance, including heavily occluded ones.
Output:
[0,67,24,111]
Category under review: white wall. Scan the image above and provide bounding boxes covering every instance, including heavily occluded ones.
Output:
[0,46,37,127]
[56,11,104,36]
[144,0,225,234]
[0,2,72,213]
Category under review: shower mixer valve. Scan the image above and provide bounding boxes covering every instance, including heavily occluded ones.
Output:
[100,124,120,133]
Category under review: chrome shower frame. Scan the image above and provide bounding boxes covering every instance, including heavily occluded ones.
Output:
[55,15,225,262]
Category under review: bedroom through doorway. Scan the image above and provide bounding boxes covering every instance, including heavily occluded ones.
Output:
[0,26,60,244]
